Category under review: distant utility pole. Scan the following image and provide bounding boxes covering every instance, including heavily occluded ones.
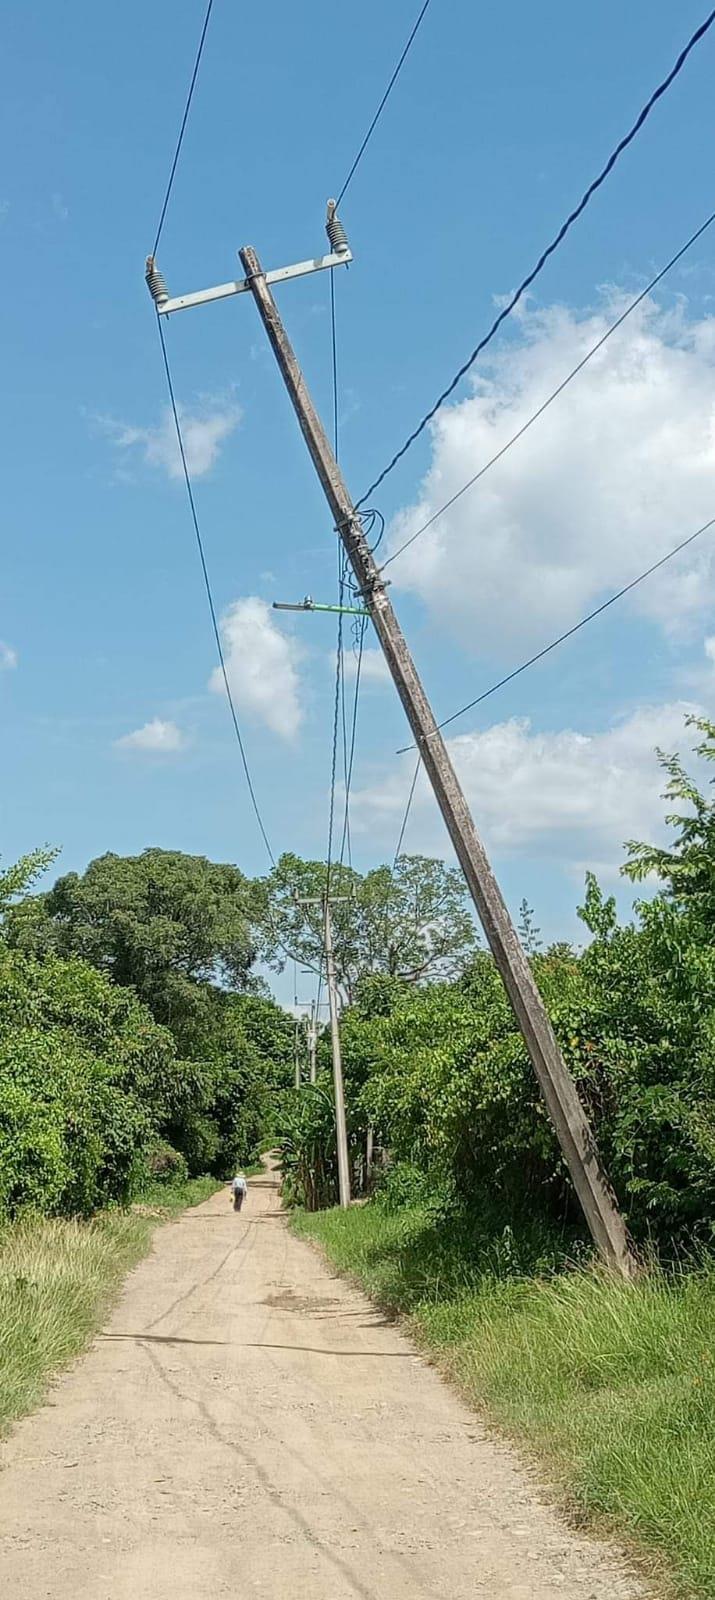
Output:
[147,213,634,1276]
[323,897,350,1208]
[307,1002,318,1085]
[293,1020,302,1090]
[296,894,351,1208]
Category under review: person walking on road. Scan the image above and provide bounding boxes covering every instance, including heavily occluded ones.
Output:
[230,1172,248,1213]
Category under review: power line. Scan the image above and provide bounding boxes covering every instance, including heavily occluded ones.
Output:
[326,558,346,885]
[397,513,715,751]
[336,0,435,208]
[393,756,421,868]
[381,206,715,572]
[325,270,345,894]
[357,8,715,507]
[327,269,369,871]
[377,753,421,956]
[151,0,217,257]
[339,612,368,867]
[329,269,340,460]
[156,317,276,866]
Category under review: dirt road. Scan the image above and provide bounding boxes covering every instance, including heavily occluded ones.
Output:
[0,1168,644,1599]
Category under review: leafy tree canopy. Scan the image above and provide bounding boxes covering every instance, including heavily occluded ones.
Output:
[260,851,478,1004]
[623,715,715,928]
[0,846,58,921]
[6,848,258,1030]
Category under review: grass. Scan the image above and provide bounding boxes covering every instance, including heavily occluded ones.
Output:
[293,1196,715,1599]
[0,1175,219,1438]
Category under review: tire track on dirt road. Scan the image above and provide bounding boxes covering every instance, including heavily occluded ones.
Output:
[0,1167,647,1599]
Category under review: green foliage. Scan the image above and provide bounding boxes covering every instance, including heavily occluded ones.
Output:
[278,1080,341,1210]
[8,848,258,1035]
[0,1178,220,1439]
[261,851,478,1003]
[285,720,715,1248]
[0,849,295,1218]
[517,897,541,954]
[0,847,59,919]
[0,945,181,1216]
[295,1200,715,1598]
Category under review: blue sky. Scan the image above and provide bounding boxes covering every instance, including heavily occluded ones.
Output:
[2,1,715,1002]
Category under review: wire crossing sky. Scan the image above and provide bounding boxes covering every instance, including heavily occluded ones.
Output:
[4,0,715,995]
[358,6,715,505]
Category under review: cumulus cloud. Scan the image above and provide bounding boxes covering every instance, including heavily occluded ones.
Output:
[0,641,17,670]
[116,718,186,753]
[342,646,390,685]
[103,399,240,481]
[389,295,715,654]
[210,597,303,740]
[350,701,696,869]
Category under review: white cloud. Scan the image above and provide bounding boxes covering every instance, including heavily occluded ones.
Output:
[116,718,186,753]
[389,295,715,654]
[51,192,68,222]
[209,597,303,740]
[351,701,697,869]
[102,400,240,481]
[342,646,390,685]
[0,641,17,670]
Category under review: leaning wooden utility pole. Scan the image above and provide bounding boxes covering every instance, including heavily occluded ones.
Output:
[323,897,351,1209]
[146,217,634,1274]
[237,241,635,1277]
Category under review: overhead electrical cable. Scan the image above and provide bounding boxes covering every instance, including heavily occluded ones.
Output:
[327,270,369,873]
[393,756,422,868]
[325,269,346,900]
[357,8,715,507]
[151,0,217,256]
[335,0,435,207]
[156,318,276,866]
[326,559,346,888]
[339,615,368,867]
[381,207,715,572]
[396,513,715,751]
[378,752,422,954]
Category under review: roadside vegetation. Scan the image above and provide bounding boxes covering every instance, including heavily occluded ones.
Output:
[0,845,293,1435]
[294,1185,715,1599]
[285,717,715,1600]
[3,715,715,1593]
[0,847,295,1220]
[0,1174,219,1438]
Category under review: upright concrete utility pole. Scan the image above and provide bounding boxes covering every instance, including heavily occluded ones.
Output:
[236,243,635,1277]
[323,897,351,1209]
[293,1020,302,1091]
[296,894,351,1206]
[307,1003,318,1085]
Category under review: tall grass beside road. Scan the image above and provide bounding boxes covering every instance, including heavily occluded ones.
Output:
[294,1196,715,1599]
[0,1177,218,1437]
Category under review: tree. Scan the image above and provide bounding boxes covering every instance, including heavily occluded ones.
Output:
[260,851,478,1004]
[0,846,58,924]
[517,899,542,955]
[7,848,258,1036]
[623,715,715,930]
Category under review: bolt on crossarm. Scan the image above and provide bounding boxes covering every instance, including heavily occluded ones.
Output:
[237,241,636,1278]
